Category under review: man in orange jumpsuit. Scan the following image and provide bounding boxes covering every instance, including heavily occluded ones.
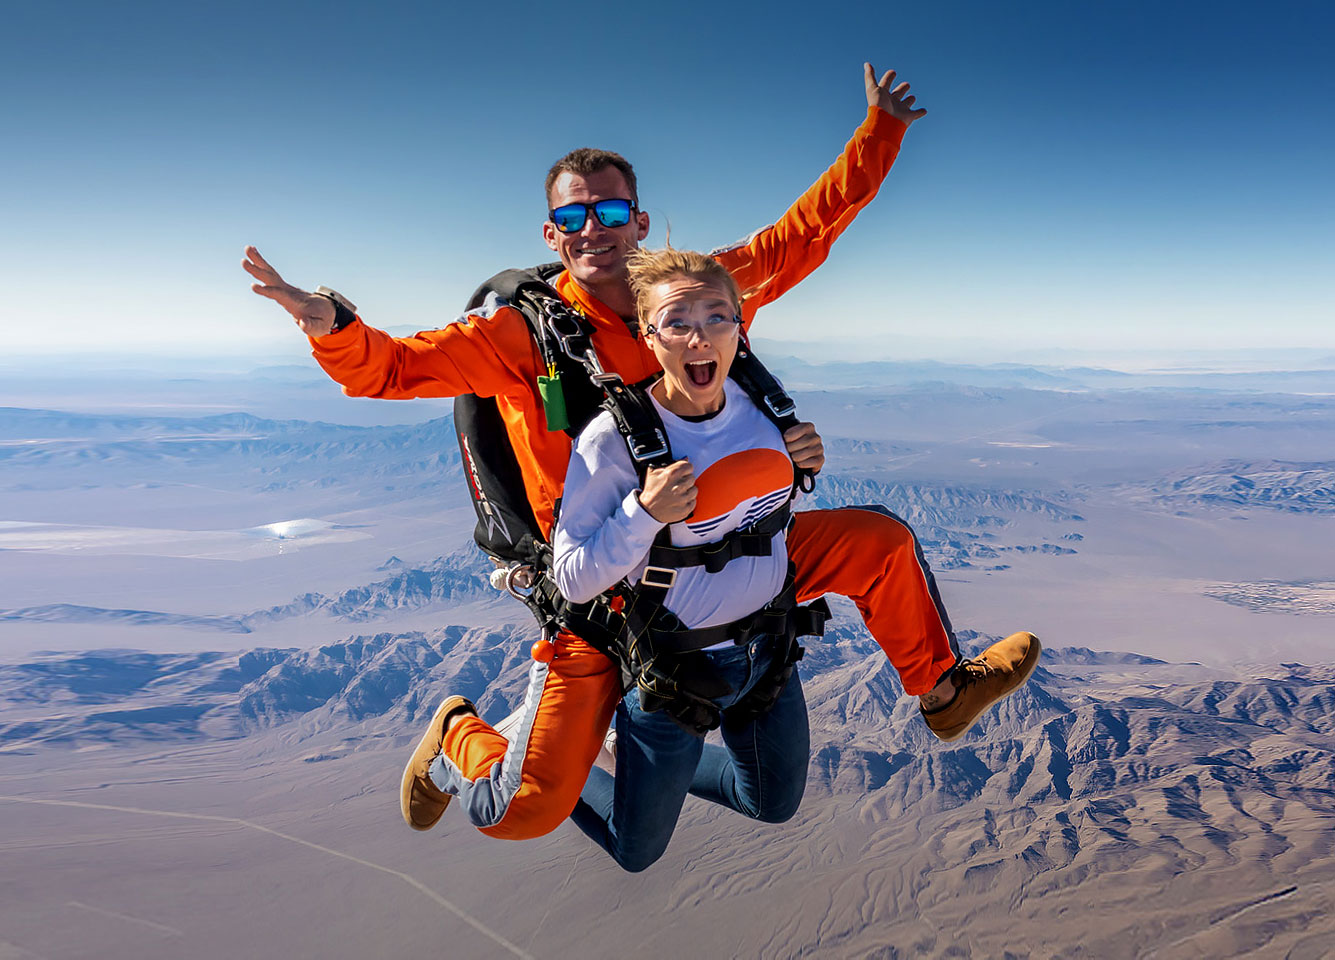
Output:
[244,64,1039,842]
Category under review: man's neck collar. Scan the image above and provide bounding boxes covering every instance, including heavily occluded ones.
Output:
[556,273,639,326]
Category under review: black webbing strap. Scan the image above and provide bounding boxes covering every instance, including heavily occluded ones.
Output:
[525,544,628,661]
[720,630,807,731]
[730,343,815,494]
[467,265,569,388]
[634,585,829,736]
[539,294,597,368]
[730,346,798,429]
[600,378,675,477]
[644,501,791,575]
[633,573,831,657]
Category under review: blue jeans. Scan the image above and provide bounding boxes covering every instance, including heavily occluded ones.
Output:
[570,637,809,872]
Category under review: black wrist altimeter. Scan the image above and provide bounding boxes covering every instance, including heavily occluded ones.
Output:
[315,286,358,334]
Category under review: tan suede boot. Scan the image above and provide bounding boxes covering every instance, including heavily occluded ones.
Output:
[399,695,476,831]
[921,632,1042,742]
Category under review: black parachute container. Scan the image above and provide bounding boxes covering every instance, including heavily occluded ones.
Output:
[452,264,605,565]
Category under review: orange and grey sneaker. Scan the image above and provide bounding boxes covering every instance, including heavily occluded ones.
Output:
[921,632,1042,742]
[399,695,476,831]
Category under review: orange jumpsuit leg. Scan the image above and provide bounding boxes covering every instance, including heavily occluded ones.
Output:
[788,505,959,696]
[432,634,620,840]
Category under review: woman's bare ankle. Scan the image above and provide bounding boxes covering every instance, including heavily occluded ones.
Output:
[919,673,957,712]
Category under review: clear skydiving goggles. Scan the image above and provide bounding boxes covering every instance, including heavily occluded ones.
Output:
[644,312,743,345]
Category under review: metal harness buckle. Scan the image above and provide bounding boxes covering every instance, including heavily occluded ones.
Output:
[627,429,669,463]
[639,566,677,589]
[764,392,796,419]
[543,303,593,360]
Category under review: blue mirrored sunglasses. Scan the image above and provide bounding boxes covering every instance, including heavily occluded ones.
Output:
[549,198,636,234]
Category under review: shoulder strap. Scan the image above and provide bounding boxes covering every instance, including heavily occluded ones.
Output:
[464,262,566,379]
[728,343,798,433]
[727,342,814,493]
[464,263,564,315]
[602,342,801,487]
[465,263,608,438]
[601,377,676,484]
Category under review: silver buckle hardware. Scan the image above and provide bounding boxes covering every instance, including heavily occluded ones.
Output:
[627,429,669,463]
[764,393,796,419]
[640,566,678,589]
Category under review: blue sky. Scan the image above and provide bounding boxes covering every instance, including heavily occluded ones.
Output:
[3,0,1332,364]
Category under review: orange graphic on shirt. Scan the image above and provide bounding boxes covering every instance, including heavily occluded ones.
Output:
[687,448,794,523]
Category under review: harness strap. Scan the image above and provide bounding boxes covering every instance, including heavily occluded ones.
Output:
[636,590,829,736]
[643,501,792,575]
[730,346,798,426]
[720,631,807,731]
[730,343,814,493]
[601,379,676,473]
[634,575,829,656]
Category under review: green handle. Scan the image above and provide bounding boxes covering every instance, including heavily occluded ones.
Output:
[537,374,570,432]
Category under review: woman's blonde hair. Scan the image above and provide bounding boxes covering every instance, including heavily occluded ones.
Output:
[626,247,743,325]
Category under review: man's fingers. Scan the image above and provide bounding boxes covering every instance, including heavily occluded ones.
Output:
[902,95,916,107]
[250,283,283,301]
[891,81,911,98]
[241,258,272,282]
[245,245,276,273]
[243,246,290,287]
[878,69,897,91]
[864,62,876,94]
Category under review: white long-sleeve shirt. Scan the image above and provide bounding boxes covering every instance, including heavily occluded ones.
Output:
[552,379,794,630]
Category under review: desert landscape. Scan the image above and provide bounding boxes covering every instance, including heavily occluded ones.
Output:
[2,355,1334,958]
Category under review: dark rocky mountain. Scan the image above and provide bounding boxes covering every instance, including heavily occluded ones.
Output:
[6,628,1333,812]
[0,551,497,632]
[0,625,532,746]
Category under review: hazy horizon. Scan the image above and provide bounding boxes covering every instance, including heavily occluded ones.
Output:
[5,336,1335,375]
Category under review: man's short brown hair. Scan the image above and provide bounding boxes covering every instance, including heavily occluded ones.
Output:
[544,148,638,206]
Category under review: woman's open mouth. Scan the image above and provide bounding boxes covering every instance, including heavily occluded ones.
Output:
[685,359,717,387]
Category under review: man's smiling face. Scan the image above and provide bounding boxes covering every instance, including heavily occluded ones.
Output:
[542,166,650,298]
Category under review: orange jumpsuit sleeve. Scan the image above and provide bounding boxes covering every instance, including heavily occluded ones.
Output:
[307,306,538,400]
[714,106,908,322]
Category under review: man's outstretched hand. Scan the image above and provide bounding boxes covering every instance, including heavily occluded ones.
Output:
[243,246,338,337]
[865,63,927,127]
